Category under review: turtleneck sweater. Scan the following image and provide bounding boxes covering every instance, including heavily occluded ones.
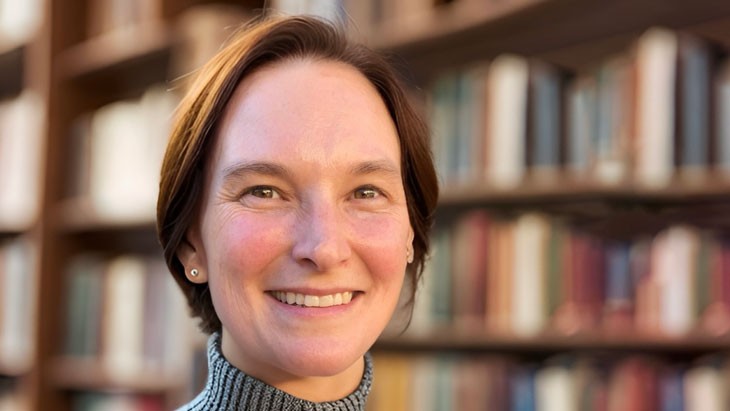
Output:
[176,333,373,411]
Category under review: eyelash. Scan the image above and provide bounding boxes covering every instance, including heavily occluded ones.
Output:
[241,185,281,199]
[353,185,385,200]
[239,185,387,201]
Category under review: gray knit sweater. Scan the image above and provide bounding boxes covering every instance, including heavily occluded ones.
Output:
[177,333,373,410]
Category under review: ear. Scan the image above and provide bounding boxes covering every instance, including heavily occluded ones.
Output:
[177,228,208,284]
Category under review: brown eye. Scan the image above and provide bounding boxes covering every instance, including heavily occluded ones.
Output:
[246,186,278,199]
[354,187,379,199]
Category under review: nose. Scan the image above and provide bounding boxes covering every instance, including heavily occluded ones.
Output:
[292,200,352,271]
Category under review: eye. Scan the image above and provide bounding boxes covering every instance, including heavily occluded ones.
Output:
[353,186,381,200]
[243,185,280,199]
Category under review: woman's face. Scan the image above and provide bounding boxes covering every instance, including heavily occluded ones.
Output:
[181,59,413,396]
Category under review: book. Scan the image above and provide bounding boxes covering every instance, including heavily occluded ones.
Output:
[593,54,634,184]
[102,255,146,378]
[676,33,713,180]
[527,60,563,180]
[484,54,529,188]
[0,0,42,46]
[172,4,255,77]
[565,75,597,178]
[87,0,160,37]
[684,364,725,411]
[715,58,730,176]
[654,225,699,336]
[633,27,678,187]
[86,85,176,221]
[511,213,549,336]
[0,236,37,373]
[0,90,45,230]
[451,210,489,329]
[428,71,459,183]
[63,255,105,357]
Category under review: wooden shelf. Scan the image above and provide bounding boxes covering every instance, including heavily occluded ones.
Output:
[50,357,185,393]
[374,0,730,81]
[54,198,156,232]
[376,330,730,360]
[435,177,730,237]
[440,176,730,206]
[55,21,174,101]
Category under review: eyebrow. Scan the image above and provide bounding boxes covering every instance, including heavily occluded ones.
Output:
[221,161,291,182]
[220,159,401,182]
[349,160,401,178]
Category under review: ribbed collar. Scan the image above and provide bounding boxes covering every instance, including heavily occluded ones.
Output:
[179,333,373,411]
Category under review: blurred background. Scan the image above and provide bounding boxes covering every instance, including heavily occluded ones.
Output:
[3,0,730,410]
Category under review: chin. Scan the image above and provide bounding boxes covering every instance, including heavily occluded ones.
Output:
[275,340,368,377]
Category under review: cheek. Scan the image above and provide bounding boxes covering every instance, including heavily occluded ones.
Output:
[350,214,410,287]
[205,212,291,285]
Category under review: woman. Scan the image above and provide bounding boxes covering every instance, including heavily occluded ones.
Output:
[157,14,438,410]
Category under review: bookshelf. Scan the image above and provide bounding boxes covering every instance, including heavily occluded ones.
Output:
[4,0,730,410]
[0,0,267,410]
[365,0,730,410]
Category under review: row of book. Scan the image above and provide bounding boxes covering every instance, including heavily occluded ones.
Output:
[0,236,37,375]
[71,393,165,411]
[429,27,730,188]
[63,253,198,378]
[369,352,730,411]
[409,210,730,338]
[0,91,44,230]
[66,84,176,221]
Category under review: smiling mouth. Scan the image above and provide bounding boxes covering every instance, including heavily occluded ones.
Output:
[271,291,354,308]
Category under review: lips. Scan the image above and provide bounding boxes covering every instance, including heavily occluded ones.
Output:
[271,291,354,307]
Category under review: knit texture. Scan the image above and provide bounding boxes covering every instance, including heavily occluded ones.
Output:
[177,333,373,411]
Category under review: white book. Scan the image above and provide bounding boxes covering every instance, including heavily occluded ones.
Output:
[512,213,549,336]
[0,91,45,229]
[633,27,678,188]
[89,86,175,221]
[536,364,576,411]
[103,255,146,378]
[684,365,725,411]
[0,0,42,45]
[485,54,528,188]
[0,236,37,373]
[653,225,698,336]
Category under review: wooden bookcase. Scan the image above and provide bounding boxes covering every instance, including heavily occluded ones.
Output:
[1,1,265,410]
[4,0,730,410]
[365,0,730,409]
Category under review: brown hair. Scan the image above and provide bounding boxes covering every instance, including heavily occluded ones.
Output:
[157,14,439,334]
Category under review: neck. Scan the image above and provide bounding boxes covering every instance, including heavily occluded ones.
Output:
[262,357,365,402]
[221,330,366,402]
[181,332,372,411]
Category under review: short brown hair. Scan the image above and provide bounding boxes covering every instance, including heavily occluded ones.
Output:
[157,14,439,334]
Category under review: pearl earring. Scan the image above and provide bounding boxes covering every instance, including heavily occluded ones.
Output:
[190,268,199,277]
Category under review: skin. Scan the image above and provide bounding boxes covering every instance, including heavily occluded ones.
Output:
[178,58,414,402]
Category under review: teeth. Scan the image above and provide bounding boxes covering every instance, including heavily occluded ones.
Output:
[272,291,354,308]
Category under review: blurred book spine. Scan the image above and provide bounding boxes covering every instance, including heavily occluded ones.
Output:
[62,253,196,379]
[427,26,730,189]
[0,235,37,374]
[405,211,730,338]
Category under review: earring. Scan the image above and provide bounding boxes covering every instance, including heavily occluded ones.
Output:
[190,268,199,277]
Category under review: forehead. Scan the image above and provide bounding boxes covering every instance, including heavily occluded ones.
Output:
[208,58,401,175]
